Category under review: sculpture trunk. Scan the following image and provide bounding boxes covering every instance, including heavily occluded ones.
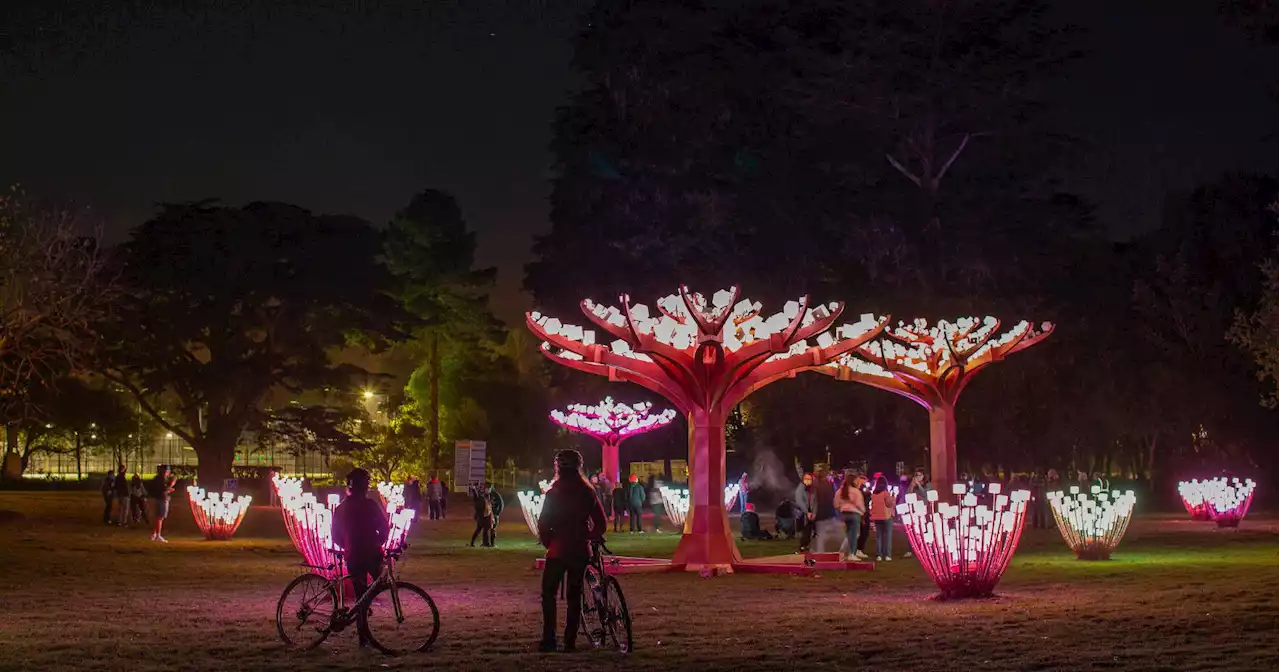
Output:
[671,408,741,570]
[929,403,957,496]
[601,440,621,485]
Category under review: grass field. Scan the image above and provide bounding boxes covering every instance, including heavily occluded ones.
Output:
[0,492,1275,672]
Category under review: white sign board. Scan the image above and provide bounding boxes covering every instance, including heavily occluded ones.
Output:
[452,440,487,493]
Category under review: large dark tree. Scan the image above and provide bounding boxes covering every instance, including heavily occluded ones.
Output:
[101,202,410,483]
[382,190,498,471]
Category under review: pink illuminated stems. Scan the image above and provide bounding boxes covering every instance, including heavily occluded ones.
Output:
[271,474,415,579]
[660,484,739,528]
[1047,486,1136,560]
[550,397,677,483]
[821,317,1053,496]
[517,480,553,536]
[1187,477,1256,528]
[896,483,1031,599]
[186,486,252,540]
[528,285,886,571]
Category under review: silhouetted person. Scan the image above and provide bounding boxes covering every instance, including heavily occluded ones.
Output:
[332,468,389,649]
[537,449,606,653]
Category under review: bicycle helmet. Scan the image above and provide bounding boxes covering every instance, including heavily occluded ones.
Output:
[346,468,372,493]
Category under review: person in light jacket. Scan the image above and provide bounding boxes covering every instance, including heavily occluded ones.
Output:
[627,474,645,534]
[834,471,866,561]
[794,473,816,553]
[869,475,897,561]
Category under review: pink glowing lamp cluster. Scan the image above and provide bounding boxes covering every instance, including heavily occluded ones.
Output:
[896,483,1031,599]
[551,397,677,442]
[1047,486,1136,560]
[659,484,740,528]
[1179,477,1256,528]
[186,486,253,540]
[516,480,553,536]
[272,474,415,578]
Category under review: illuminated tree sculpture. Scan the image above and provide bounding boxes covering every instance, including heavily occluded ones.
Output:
[187,487,253,540]
[528,286,886,571]
[1047,486,1137,560]
[550,397,678,483]
[822,317,1053,495]
[897,483,1031,599]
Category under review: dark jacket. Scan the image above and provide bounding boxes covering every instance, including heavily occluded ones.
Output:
[101,473,115,497]
[488,489,505,517]
[426,480,444,501]
[741,510,762,537]
[333,493,390,562]
[537,478,607,559]
[628,482,645,508]
[611,487,627,511]
[404,481,422,509]
[113,472,130,497]
[814,478,836,521]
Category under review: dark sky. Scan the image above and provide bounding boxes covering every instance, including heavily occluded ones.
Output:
[2,0,1275,322]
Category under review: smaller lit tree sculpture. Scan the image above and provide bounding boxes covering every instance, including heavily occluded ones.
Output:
[272,474,416,579]
[550,397,677,483]
[822,317,1053,496]
[516,480,553,536]
[528,285,886,570]
[1176,480,1213,521]
[1201,477,1256,528]
[187,487,253,540]
[659,483,741,528]
[896,483,1030,599]
[1047,486,1137,560]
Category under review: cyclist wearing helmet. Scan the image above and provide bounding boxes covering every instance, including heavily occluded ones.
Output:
[537,449,607,653]
[332,468,389,648]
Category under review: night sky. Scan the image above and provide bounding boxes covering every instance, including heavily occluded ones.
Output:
[2,0,1274,322]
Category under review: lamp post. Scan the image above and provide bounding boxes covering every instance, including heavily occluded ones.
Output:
[528,285,886,571]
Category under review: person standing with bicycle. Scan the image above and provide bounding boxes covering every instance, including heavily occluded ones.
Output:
[537,449,607,653]
[332,468,389,650]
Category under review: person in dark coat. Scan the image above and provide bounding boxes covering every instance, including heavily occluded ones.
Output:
[611,483,627,533]
[101,468,116,524]
[536,449,607,653]
[426,477,444,520]
[469,483,495,547]
[112,465,131,526]
[404,477,423,519]
[740,503,772,540]
[627,474,645,534]
[774,499,797,539]
[487,483,505,546]
[794,473,816,553]
[332,468,389,649]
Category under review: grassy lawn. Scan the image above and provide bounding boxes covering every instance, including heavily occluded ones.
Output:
[0,492,1275,672]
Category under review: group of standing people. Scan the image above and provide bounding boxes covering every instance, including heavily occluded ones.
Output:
[784,468,923,562]
[100,464,175,542]
[592,473,665,534]
[468,481,505,547]
[401,476,449,521]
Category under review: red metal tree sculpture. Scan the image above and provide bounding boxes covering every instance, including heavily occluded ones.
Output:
[819,317,1053,495]
[550,397,678,484]
[528,285,886,571]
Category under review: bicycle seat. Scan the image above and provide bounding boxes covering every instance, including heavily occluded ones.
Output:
[331,548,346,559]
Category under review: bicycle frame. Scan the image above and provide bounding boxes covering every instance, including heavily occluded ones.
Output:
[322,549,405,630]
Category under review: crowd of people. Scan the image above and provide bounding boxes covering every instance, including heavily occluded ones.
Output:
[100,463,176,542]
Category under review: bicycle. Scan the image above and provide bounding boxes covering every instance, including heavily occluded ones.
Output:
[276,544,440,655]
[578,540,633,653]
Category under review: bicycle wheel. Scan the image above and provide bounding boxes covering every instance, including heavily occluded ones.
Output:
[598,576,633,653]
[580,565,606,647]
[364,581,440,655]
[276,573,337,649]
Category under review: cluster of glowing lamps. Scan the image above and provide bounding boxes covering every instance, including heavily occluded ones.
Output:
[186,486,253,540]
[516,480,553,536]
[659,484,741,528]
[272,474,416,579]
[1177,477,1256,528]
[1047,486,1137,560]
[896,483,1030,599]
[528,285,1051,584]
[550,397,677,483]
